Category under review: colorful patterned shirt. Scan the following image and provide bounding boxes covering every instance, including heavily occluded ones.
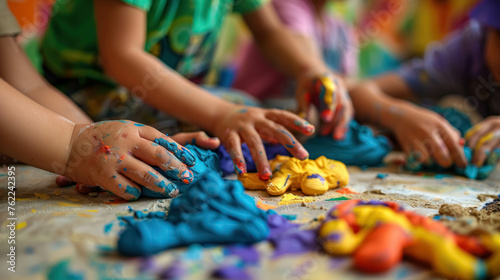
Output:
[41,0,266,85]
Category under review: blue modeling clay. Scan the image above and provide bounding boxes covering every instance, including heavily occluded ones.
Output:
[406,107,499,180]
[216,143,290,176]
[141,144,222,198]
[304,120,392,166]
[117,171,269,256]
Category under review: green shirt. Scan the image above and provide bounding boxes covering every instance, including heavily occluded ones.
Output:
[41,0,265,85]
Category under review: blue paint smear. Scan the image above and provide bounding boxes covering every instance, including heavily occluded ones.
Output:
[134,123,145,127]
[278,130,296,144]
[306,173,326,183]
[125,185,140,199]
[104,223,113,234]
[285,144,294,148]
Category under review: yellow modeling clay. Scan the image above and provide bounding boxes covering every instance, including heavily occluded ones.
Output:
[239,155,349,196]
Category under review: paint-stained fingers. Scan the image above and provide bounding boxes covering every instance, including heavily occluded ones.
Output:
[240,126,271,180]
[170,131,221,149]
[119,157,180,197]
[138,126,196,166]
[440,125,467,168]
[132,140,192,183]
[261,121,308,160]
[466,124,490,149]
[223,131,247,175]
[428,132,452,168]
[332,97,353,141]
[411,141,431,164]
[101,173,142,201]
[472,137,500,166]
[265,109,315,135]
[314,77,337,122]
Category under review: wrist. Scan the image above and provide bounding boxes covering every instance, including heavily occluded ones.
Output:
[61,123,83,177]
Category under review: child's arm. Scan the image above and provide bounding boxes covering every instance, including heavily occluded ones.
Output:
[350,74,467,168]
[93,0,314,179]
[242,3,353,140]
[0,78,201,200]
[0,36,92,124]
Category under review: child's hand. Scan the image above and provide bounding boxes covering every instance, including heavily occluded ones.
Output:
[392,106,467,168]
[62,121,197,200]
[214,107,314,180]
[170,131,220,150]
[296,73,353,140]
[465,116,500,166]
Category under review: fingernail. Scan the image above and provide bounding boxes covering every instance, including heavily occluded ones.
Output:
[297,147,309,160]
[125,185,141,200]
[320,109,334,122]
[459,138,465,146]
[181,170,194,184]
[233,160,246,175]
[56,176,73,187]
[156,180,178,196]
[259,167,272,181]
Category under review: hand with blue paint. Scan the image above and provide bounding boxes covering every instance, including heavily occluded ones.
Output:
[63,121,199,200]
[213,106,314,180]
[296,73,353,140]
[465,116,500,166]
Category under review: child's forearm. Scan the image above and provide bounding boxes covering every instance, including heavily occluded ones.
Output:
[100,49,233,133]
[244,4,328,79]
[0,36,92,124]
[0,79,74,173]
[350,80,419,130]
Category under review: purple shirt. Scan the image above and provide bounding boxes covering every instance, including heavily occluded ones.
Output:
[398,20,500,117]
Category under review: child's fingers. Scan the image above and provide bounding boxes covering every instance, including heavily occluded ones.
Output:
[472,137,500,166]
[223,131,247,175]
[170,131,221,149]
[132,140,192,183]
[102,173,142,201]
[261,121,308,160]
[240,126,271,180]
[411,141,431,164]
[466,124,490,149]
[265,109,315,136]
[440,125,467,168]
[138,126,196,166]
[332,100,353,141]
[56,175,74,187]
[428,133,452,168]
[76,183,101,194]
[318,77,338,122]
[119,157,180,197]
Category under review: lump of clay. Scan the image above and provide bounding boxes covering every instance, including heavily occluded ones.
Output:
[304,121,392,167]
[239,155,349,196]
[319,199,497,279]
[118,171,269,256]
[141,144,222,198]
[215,143,290,176]
[406,107,498,180]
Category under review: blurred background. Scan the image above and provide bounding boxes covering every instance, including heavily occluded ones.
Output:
[8,0,480,84]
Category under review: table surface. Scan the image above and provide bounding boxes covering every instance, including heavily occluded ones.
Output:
[1,152,499,280]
